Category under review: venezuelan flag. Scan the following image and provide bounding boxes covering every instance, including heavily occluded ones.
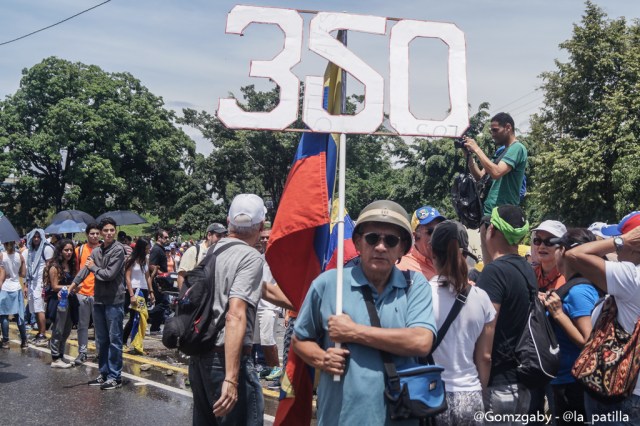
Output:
[268,30,346,426]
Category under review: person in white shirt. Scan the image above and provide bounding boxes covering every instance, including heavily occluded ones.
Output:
[429,220,496,425]
[0,241,27,349]
[566,211,640,423]
[24,228,54,346]
[124,238,154,348]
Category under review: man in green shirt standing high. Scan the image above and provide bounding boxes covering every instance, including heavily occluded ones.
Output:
[462,112,528,264]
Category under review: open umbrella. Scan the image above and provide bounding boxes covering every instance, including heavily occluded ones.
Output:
[50,209,95,226]
[45,219,87,234]
[96,210,147,226]
[0,213,20,243]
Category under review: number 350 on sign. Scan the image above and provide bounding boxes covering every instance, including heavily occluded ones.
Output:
[217,5,469,137]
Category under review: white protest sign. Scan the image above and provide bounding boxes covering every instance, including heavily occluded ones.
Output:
[217,6,469,137]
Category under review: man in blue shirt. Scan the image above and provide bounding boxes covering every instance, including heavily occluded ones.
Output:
[293,200,437,425]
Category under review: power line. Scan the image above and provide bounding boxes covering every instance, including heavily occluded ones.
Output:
[494,89,540,112]
[0,0,112,47]
[509,95,545,115]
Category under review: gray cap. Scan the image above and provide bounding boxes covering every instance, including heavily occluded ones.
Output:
[206,223,227,234]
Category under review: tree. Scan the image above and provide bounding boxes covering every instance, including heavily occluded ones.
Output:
[178,86,407,218]
[392,103,492,217]
[0,57,195,231]
[178,85,299,214]
[528,2,640,225]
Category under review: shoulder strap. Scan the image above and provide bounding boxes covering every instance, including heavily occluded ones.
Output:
[426,284,472,364]
[361,285,402,393]
[78,244,84,263]
[195,243,200,260]
[479,146,510,185]
[554,275,601,299]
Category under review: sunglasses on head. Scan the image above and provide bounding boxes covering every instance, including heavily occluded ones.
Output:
[363,232,401,248]
[532,237,555,247]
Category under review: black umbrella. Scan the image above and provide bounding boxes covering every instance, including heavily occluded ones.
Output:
[96,210,147,226]
[0,213,21,243]
[50,209,95,226]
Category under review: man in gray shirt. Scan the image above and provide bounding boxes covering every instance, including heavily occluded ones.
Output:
[69,216,126,390]
[189,194,265,426]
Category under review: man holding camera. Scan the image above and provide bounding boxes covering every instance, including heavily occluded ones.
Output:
[462,112,528,263]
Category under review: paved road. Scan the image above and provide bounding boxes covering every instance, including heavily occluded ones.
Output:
[0,323,284,425]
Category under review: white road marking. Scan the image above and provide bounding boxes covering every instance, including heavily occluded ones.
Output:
[14,339,276,423]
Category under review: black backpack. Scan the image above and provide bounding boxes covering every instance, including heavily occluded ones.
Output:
[510,260,560,388]
[451,173,484,229]
[451,148,508,229]
[162,241,241,355]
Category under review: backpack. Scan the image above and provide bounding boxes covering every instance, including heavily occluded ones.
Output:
[161,241,242,355]
[510,259,560,388]
[572,296,640,402]
[451,149,508,229]
[451,173,484,229]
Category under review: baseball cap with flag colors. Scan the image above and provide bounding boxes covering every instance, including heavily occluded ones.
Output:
[410,206,445,231]
[228,194,266,227]
[601,211,640,236]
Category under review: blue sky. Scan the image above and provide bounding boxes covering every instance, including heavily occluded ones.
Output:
[1,1,638,153]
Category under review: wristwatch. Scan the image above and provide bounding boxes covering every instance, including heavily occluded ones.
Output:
[614,236,624,252]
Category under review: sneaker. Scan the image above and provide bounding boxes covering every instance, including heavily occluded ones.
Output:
[265,367,283,381]
[259,367,272,379]
[266,380,281,391]
[21,340,28,350]
[88,375,107,386]
[100,378,122,390]
[25,324,32,331]
[148,330,162,336]
[51,358,72,369]
[33,335,48,347]
[0,340,9,350]
[74,353,87,366]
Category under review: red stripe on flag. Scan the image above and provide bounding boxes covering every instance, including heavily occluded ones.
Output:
[274,347,314,426]
[266,152,329,311]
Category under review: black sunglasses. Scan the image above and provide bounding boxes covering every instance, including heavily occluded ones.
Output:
[532,237,555,247]
[363,232,401,248]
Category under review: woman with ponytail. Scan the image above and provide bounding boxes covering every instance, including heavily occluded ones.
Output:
[429,220,497,425]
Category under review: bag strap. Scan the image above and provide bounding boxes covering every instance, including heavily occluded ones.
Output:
[207,240,245,334]
[477,145,509,186]
[554,274,603,299]
[361,285,402,392]
[424,284,471,364]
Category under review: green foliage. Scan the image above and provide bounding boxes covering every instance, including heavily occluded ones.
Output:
[528,2,640,226]
[392,103,492,217]
[0,57,195,232]
[178,85,299,217]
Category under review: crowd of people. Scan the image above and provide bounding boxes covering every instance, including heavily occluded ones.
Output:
[1,111,639,426]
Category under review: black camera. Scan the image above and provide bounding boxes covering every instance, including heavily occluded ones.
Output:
[454,137,467,149]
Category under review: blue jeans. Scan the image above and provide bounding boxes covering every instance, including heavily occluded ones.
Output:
[585,393,640,425]
[1,315,27,343]
[93,303,124,381]
[189,351,264,426]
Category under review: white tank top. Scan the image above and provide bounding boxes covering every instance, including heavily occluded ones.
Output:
[130,262,148,290]
[1,252,22,292]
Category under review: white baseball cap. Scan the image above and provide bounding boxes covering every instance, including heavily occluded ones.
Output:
[532,220,567,238]
[228,194,266,227]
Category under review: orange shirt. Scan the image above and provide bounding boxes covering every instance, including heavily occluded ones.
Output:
[397,247,437,281]
[534,264,566,292]
[76,244,96,296]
